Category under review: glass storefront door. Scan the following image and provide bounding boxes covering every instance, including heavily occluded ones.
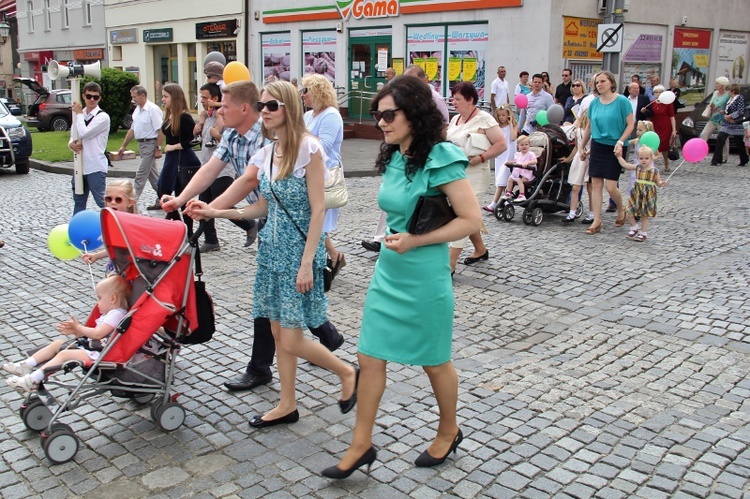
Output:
[348,35,391,119]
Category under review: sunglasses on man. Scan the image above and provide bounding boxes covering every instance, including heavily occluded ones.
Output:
[84,94,101,101]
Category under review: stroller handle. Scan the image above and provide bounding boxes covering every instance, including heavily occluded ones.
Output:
[189,221,206,246]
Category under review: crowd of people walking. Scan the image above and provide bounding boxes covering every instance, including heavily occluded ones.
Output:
[9,57,747,479]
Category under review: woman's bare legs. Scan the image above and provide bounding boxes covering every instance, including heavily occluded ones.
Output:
[422,361,460,458]
[263,322,356,421]
[605,179,624,221]
[590,177,604,226]
[334,353,387,469]
[465,232,487,259]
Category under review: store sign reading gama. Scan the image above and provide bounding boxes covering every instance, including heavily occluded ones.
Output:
[337,0,399,20]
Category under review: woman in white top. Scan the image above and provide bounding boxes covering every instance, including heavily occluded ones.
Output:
[446,82,506,274]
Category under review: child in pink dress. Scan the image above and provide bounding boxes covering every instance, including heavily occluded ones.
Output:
[501,135,537,202]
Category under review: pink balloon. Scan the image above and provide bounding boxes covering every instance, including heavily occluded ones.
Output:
[682,138,709,163]
[514,94,529,109]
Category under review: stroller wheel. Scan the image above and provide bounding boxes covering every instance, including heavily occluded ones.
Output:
[134,392,155,405]
[531,207,544,226]
[152,401,186,432]
[522,208,534,225]
[42,425,78,464]
[21,399,53,432]
[502,203,515,222]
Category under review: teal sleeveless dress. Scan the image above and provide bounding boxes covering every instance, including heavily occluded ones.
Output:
[358,142,468,366]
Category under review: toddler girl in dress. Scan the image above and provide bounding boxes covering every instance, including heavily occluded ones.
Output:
[483,105,518,212]
[616,145,667,242]
[501,135,537,203]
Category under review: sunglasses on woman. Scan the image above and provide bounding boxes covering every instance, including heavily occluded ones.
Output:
[571,83,582,87]
[104,196,124,203]
[299,87,308,95]
[372,108,402,124]
[256,100,285,112]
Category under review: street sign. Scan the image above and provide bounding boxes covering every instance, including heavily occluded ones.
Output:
[597,23,624,53]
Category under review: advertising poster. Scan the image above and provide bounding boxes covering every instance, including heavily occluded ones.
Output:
[562,17,603,61]
[261,32,291,83]
[621,32,664,90]
[407,26,445,93]
[672,28,711,104]
[302,31,336,83]
[717,32,748,83]
[447,24,489,98]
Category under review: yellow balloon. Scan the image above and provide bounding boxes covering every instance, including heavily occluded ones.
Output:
[48,224,80,261]
[223,61,251,84]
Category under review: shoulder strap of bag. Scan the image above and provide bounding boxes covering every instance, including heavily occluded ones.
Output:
[268,143,307,242]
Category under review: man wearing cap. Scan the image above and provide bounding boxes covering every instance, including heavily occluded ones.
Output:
[118,85,163,208]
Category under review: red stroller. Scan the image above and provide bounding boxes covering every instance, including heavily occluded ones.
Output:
[17,208,213,464]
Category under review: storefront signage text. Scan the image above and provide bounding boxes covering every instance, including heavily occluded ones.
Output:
[110,29,138,45]
[196,20,238,40]
[337,0,399,21]
[73,49,104,60]
[562,17,602,60]
[143,28,173,43]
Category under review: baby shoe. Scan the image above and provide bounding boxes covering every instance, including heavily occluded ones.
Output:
[7,375,39,393]
[2,362,32,376]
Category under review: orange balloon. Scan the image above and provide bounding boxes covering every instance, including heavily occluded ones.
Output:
[223,61,251,84]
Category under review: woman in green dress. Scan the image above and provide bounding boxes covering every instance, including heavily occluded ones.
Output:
[322,76,482,479]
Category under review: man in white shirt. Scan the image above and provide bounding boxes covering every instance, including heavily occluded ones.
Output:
[490,66,509,109]
[68,82,111,214]
[518,74,553,135]
[118,85,163,206]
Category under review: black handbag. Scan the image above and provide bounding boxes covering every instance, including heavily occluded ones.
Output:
[668,146,680,161]
[407,195,457,235]
[177,149,202,189]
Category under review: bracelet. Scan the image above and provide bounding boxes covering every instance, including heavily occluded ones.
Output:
[616,140,624,146]
[236,208,244,220]
[479,154,486,163]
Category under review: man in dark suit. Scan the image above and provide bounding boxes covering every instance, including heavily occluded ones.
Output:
[623,74,645,96]
[626,82,652,123]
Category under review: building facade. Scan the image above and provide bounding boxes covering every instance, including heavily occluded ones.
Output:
[246,0,750,115]
[105,0,247,109]
[0,0,18,100]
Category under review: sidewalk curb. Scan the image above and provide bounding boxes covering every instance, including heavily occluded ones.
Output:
[30,159,137,178]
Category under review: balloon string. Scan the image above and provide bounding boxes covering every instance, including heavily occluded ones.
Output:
[82,241,96,293]
[664,160,685,183]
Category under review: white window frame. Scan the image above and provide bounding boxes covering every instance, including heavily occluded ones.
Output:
[62,0,69,29]
[27,1,35,33]
[44,0,51,31]
[83,0,91,26]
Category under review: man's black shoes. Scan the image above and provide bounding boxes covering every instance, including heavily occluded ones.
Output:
[224,372,273,391]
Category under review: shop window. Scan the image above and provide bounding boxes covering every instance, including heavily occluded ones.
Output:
[43,0,50,31]
[112,45,122,61]
[27,1,34,33]
[62,0,69,29]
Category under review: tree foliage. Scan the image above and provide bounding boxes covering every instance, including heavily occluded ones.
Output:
[83,68,139,134]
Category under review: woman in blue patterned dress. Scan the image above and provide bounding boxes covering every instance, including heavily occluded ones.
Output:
[321,76,482,479]
[189,81,358,427]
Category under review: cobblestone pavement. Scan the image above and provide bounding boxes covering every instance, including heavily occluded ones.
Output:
[1,147,749,498]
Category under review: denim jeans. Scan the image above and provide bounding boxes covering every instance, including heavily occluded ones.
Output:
[72,171,106,215]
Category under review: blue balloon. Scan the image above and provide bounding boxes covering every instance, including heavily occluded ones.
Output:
[68,210,103,251]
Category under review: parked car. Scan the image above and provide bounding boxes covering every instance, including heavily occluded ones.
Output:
[0,101,33,174]
[14,77,135,132]
[679,84,750,148]
[0,98,22,116]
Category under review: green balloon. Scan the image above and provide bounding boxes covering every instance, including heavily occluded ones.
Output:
[639,131,660,153]
[536,109,549,126]
[48,224,80,261]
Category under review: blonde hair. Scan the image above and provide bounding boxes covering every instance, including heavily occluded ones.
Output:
[636,120,654,135]
[577,109,590,130]
[222,80,260,107]
[301,74,338,111]
[638,145,656,160]
[98,275,131,311]
[517,135,530,146]
[162,83,190,137]
[106,179,138,214]
[262,81,310,180]
[494,104,516,127]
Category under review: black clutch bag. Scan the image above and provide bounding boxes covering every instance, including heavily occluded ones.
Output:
[407,195,457,235]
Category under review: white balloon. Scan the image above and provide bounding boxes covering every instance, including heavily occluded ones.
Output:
[658,90,676,105]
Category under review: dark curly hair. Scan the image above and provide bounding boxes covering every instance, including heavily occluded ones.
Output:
[370,75,445,178]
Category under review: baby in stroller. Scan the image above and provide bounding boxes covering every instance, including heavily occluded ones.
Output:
[4,275,131,392]
[501,135,538,202]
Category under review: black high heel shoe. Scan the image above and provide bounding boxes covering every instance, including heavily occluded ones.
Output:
[414,429,463,467]
[339,366,359,414]
[463,250,489,265]
[321,446,378,479]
